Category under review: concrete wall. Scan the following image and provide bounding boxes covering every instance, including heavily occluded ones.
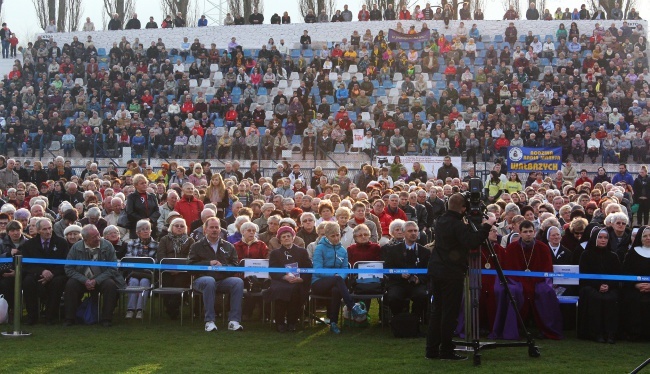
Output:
[39,20,647,51]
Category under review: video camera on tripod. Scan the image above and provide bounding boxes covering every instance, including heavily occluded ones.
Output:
[460,178,487,226]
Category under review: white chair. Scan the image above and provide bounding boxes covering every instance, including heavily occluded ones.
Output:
[277,80,288,89]
[329,72,339,81]
[360,112,370,121]
[355,73,364,81]
[289,72,300,81]
[388,88,399,97]
[348,65,358,74]
[257,95,268,104]
[290,80,301,89]
[213,72,223,81]
[393,72,403,82]
[200,79,211,88]
[342,72,351,81]
[189,79,198,88]
[74,78,84,86]
[48,141,61,151]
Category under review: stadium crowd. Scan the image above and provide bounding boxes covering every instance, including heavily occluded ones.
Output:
[0,3,647,343]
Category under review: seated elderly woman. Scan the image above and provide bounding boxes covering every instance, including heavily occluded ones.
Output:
[346,223,382,311]
[311,221,367,334]
[233,221,269,320]
[103,225,127,259]
[227,215,251,244]
[386,219,406,246]
[578,228,621,343]
[336,207,354,249]
[63,225,83,249]
[156,217,194,319]
[268,218,306,251]
[623,226,650,341]
[267,226,312,332]
[124,219,159,319]
[605,211,631,262]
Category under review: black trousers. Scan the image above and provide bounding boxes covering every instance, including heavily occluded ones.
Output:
[311,276,354,324]
[427,277,464,356]
[23,274,67,322]
[638,199,650,226]
[162,273,190,317]
[64,278,119,322]
[274,284,303,325]
[385,283,427,316]
[0,276,15,309]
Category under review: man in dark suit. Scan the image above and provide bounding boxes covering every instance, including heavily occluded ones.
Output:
[381,221,430,317]
[21,218,69,325]
[188,217,244,332]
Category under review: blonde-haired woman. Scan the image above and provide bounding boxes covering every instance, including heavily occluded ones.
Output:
[204,173,230,218]
[336,207,354,249]
[189,164,207,186]
[311,221,367,334]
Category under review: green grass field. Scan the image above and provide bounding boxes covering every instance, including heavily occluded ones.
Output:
[3,312,650,374]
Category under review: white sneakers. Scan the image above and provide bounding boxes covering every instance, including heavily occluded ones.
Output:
[205,321,218,332]
[135,310,143,319]
[228,321,244,331]
[205,321,244,332]
[125,310,134,319]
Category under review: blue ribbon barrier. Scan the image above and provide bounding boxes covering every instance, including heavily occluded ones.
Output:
[16,258,650,282]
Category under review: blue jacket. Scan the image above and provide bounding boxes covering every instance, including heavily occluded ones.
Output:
[198,18,208,27]
[312,236,348,284]
[612,171,634,186]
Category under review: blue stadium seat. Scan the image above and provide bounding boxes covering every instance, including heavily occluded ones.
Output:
[325,96,334,105]
[291,50,301,58]
[214,119,224,127]
[372,80,379,88]
[232,95,240,104]
[258,126,266,134]
[291,135,301,144]
[331,103,340,112]
[376,87,386,96]
[348,112,357,121]
[257,87,267,95]
[494,35,503,43]
[97,48,106,56]
[303,49,313,58]
[232,87,242,95]
[185,56,195,63]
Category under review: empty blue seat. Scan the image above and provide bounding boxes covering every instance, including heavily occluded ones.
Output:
[258,126,266,134]
[232,87,242,95]
[331,103,340,112]
[232,95,240,104]
[476,42,485,50]
[494,35,503,43]
[348,112,357,121]
[257,87,267,95]
[214,119,224,127]
[243,49,252,57]
[400,42,410,50]
[97,48,106,56]
[303,49,313,58]
[325,96,334,105]
[291,50,301,58]
[376,87,386,96]
[519,35,526,42]
[291,135,301,144]
[372,80,379,88]
[455,104,465,112]
[185,56,195,63]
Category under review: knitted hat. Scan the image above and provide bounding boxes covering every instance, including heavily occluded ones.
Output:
[276,226,296,239]
[64,225,82,236]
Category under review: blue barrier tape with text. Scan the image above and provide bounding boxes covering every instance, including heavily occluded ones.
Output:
[12,258,650,282]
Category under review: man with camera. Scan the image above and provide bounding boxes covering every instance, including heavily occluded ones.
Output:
[426,193,496,361]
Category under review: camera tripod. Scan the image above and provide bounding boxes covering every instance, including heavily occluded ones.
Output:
[452,219,541,366]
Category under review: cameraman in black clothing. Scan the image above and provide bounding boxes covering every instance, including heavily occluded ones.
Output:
[426,193,495,361]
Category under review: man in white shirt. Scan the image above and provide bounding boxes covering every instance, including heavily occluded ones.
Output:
[276,39,289,56]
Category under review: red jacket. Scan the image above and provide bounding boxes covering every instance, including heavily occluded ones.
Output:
[398,10,411,20]
[347,242,381,266]
[181,101,195,114]
[174,195,204,233]
[358,10,370,21]
[234,240,269,262]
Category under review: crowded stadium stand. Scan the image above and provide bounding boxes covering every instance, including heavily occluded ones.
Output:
[0,9,650,342]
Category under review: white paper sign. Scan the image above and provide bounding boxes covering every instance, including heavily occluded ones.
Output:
[244,259,269,279]
[552,265,579,286]
[358,261,383,280]
[281,150,292,158]
[352,129,365,148]
[375,155,462,180]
